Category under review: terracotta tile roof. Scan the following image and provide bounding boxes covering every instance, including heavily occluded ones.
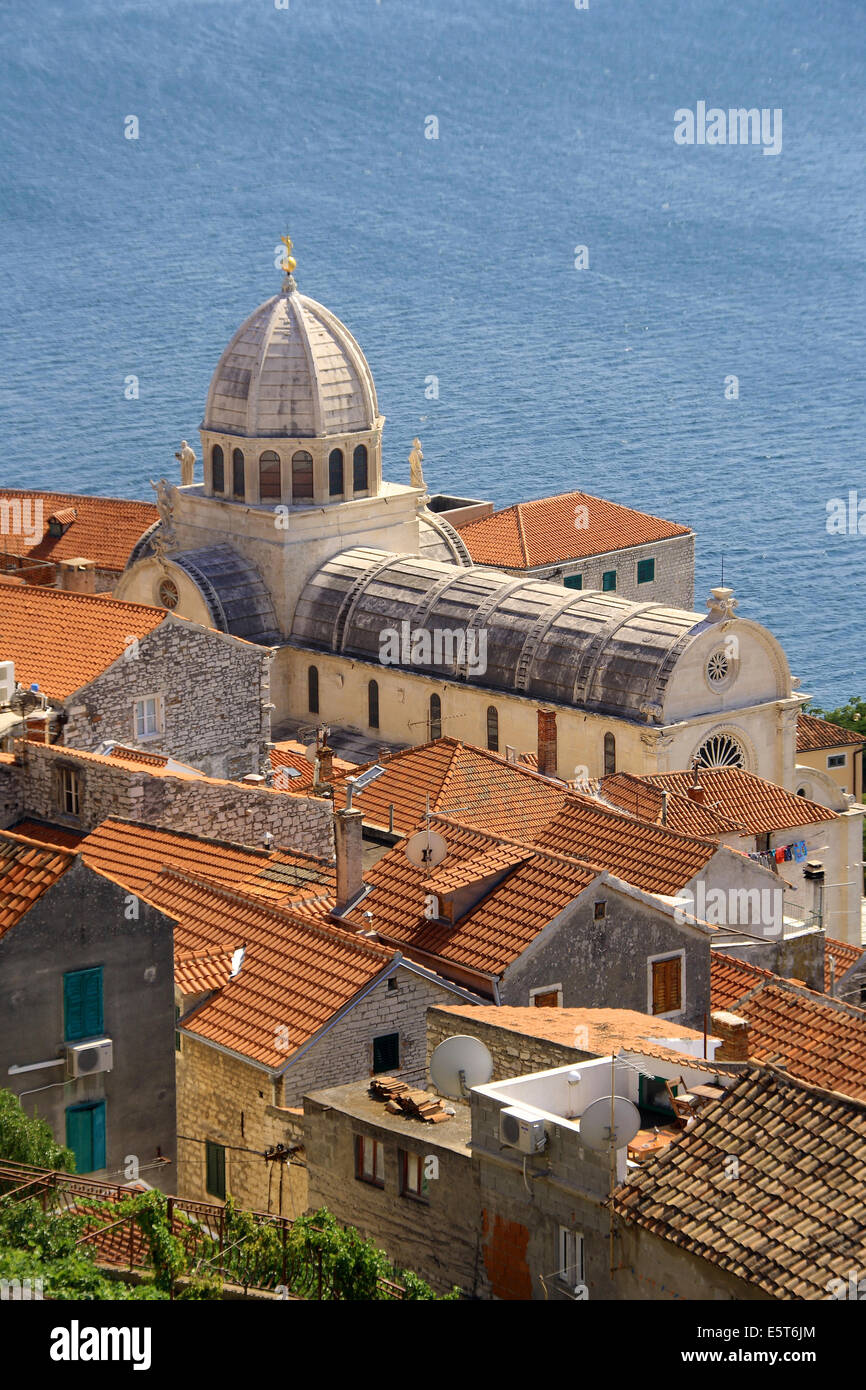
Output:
[712,951,866,1100]
[611,1064,866,1300]
[599,772,744,837]
[343,818,597,978]
[797,711,865,752]
[434,1003,707,1054]
[456,490,691,569]
[79,818,336,912]
[270,741,354,791]
[0,585,165,699]
[329,737,570,839]
[527,796,718,896]
[8,819,85,849]
[145,868,394,1066]
[825,937,865,993]
[0,491,157,573]
[644,767,837,835]
[108,745,169,768]
[423,846,530,894]
[175,948,238,996]
[710,950,775,1010]
[0,831,76,938]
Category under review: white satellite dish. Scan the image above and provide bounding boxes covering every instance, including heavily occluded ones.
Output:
[429,1035,493,1099]
[404,829,448,869]
[579,1095,641,1152]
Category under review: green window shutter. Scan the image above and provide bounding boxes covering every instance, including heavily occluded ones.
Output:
[63,968,103,1041]
[90,1102,106,1171]
[65,1102,105,1173]
[564,574,583,590]
[637,558,655,584]
[206,1141,226,1199]
[602,570,617,592]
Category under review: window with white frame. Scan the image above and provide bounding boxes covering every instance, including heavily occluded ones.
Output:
[827,753,847,769]
[134,695,161,740]
[354,1134,385,1188]
[529,983,563,1007]
[648,951,684,1017]
[58,766,80,817]
[558,1226,585,1288]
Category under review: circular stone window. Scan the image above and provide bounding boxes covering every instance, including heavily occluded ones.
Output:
[706,649,730,684]
[695,733,746,770]
[157,577,179,610]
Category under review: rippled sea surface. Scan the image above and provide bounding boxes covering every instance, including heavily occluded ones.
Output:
[1,0,863,705]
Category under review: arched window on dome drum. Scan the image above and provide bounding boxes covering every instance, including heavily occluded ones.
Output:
[353,444,368,492]
[292,450,314,501]
[211,445,225,493]
[308,665,319,715]
[603,732,616,777]
[368,679,379,730]
[486,706,499,753]
[232,449,245,498]
[329,449,344,497]
[259,451,281,500]
[430,693,442,741]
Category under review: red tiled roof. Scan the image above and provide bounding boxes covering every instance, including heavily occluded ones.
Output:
[797,711,865,751]
[175,948,238,996]
[423,846,529,894]
[710,950,775,1010]
[644,767,837,835]
[825,937,865,993]
[0,585,165,699]
[456,490,691,569]
[0,831,76,937]
[599,772,744,838]
[611,1064,866,1300]
[8,819,85,849]
[0,491,157,572]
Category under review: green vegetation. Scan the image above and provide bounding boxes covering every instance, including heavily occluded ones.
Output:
[0,1090,75,1172]
[805,696,866,733]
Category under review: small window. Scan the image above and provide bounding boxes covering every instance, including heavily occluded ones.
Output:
[232,449,245,498]
[563,573,583,590]
[796,787,807,798]
[355,1134,385,1187]
[329,449,344,497]
[558,1226,584,1287]
[260,451,282,500]
[59,766,80,817]
[400,1150,429,1202]
[593,901,606,920]
[532,990,561,1008]
[158,577,179,610]
[603,732,616,777]
[373,1032,399,1073]
[602,570,617,592]
[292,450,314,501]
[429,694,442,741]
[368,679,380,730]
[353,444,368,492]
[205,1140,226,1200]
[486,705,499,753]
[64,967,103,1042]
[651,956,682,1016]
[308,665,319,715]
[828,754,847,769]
[637,558,655,584]
[387,977,398,992]
[134,696,160,739]
[211,445,225,492]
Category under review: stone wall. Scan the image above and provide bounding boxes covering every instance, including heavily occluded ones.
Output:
[2,741,334,857]
[534,532,695,610]
[426,1007,584,1085]
[62,615,273,780]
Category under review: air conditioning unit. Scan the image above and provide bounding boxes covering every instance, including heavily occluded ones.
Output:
[499,1106,546,1154]
[66,1039,113,1078]
[0,661,14,706]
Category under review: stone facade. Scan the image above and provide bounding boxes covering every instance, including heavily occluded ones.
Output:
[0,741,334,858]
[426,1008,584,1083]
[524,532,695,610]
[61,615,273,781]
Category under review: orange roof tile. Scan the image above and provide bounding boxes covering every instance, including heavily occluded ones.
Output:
[146,869,394,1066]
[456,490,691,569]
[710,950,775,1010]
[825,937,865,993]
[423,846,529,894]
[0,831,76,937]
[0,491,157,572]
[644,767,837,835]
[0,585,165,699]
[611,1065,866,1300]
[599,772,744,837]
[8,819,85,849]
[797,711,865,751]
[175,948,238,996]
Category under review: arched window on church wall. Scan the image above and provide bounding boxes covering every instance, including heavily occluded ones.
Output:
[232,449,245,498]
[368,679,379,730]
[259,451,281,500]
[353,444,368,492]
[486,706,499,753]
[329,449,344,497]
[430,693,442,741]
[211,445,225,493]
[603,732,616,777]
[308,666,319,715]
[292,450,314,501]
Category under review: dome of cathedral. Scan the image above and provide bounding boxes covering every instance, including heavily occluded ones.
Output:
[203,277,379,440]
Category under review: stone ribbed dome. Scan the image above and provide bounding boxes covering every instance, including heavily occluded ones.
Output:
[203,284,379,439]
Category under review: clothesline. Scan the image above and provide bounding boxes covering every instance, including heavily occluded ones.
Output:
[748,839,808,868]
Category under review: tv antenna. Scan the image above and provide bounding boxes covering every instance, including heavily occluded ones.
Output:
[429,1034,493,1100]
[577,1057,641,1278]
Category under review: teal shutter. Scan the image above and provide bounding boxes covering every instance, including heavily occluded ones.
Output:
[90,1102,106,1171]
[63,968,103,1041]
[206,1141,226,1199]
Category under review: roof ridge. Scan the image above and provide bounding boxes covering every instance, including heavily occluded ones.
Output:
[427,815,597,874]
[81,816,319,864]
[513,501,530,567]
[0,584,166,617]
[0,829,77,863]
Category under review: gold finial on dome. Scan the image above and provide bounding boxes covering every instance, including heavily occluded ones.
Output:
[280,233,297,275]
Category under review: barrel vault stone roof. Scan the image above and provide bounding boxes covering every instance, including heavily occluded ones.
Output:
[170,544,281,645]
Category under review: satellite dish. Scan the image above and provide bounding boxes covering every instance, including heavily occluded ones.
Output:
[304,743,318,764]
[579,1095,641,1152]
[429,1035,493,1099]
[405,830,448,869]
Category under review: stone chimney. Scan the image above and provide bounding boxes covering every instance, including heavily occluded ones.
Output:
[318,740,334,784]
[334,807,364,913]
[687,760,707,804]
[537,707,557,779]
[56,558,96,594]
[803,860,824,928]
[710,1010,750,1062]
